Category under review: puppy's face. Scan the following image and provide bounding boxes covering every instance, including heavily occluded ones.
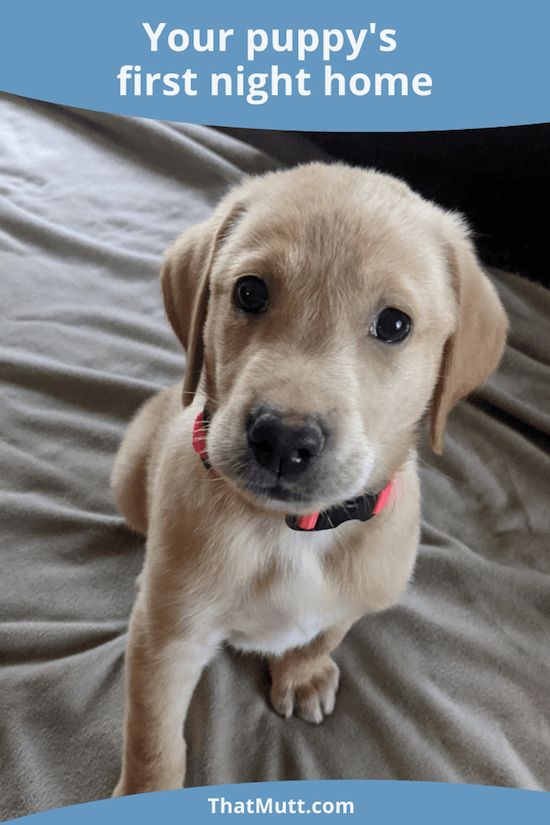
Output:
[163,164,507,515]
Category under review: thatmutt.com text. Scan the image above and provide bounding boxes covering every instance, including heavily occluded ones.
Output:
[207,796,355,815]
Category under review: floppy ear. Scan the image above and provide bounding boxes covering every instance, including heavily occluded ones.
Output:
[429,236,508,454]
[161,200,244,406]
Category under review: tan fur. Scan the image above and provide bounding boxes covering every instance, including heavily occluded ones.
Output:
[111,163,508,796]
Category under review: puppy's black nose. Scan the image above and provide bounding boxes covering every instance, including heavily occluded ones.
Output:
[247,409,324,478]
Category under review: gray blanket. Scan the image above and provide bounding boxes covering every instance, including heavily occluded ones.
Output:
[1,93,549,821]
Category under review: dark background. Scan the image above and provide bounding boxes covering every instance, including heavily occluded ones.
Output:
[227,124,550,289]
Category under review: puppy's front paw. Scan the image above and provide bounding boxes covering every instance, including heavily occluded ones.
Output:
[112,781,125,798]
[111,741,186,797]
[111,771,183,798]
[270,654,340,724]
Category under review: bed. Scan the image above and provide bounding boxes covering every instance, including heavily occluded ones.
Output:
[1,92,549,820]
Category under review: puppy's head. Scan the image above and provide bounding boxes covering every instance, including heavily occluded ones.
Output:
[162,163,507,514]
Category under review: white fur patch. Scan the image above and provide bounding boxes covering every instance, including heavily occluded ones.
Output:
[225,521,350,656]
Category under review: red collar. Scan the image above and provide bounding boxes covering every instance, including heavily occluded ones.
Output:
[192,409,393,532]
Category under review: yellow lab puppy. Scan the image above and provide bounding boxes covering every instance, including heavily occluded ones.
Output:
[111,163,507,795]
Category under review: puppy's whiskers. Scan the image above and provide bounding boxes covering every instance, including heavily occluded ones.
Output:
[181,389,220,406]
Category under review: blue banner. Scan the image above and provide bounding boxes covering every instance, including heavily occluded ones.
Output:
[5,781,550,825]
[0,0,548,130]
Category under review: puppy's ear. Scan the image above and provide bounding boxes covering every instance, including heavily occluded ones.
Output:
[429,233,508,454]
[161,200,245,406]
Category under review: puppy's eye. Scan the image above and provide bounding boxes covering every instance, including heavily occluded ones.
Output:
[234,276,269,314]
[372,307,412,343]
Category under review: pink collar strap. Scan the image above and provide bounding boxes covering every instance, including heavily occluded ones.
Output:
[192,409,394,532]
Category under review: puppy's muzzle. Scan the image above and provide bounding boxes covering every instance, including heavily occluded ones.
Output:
[247,407,325,479]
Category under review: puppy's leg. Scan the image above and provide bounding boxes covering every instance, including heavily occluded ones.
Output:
[113,597,220,796]
[269,621,352,725]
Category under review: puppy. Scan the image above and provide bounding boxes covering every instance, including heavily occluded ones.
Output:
[111,163,507,796]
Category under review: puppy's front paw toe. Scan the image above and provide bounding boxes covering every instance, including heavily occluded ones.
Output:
[271,689,295,720]
[270,654,340,724]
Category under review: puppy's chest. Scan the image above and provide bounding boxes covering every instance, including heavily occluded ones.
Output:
[225,528,350,656]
